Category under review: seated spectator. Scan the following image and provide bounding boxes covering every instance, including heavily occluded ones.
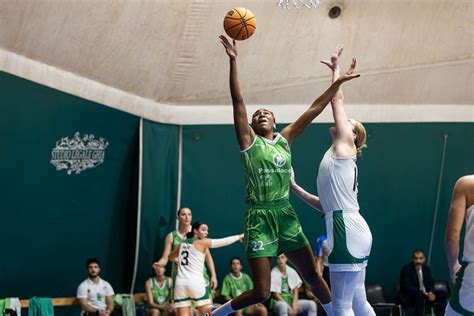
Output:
[77,258,116,316]
[145,265,175,316]
[270,254,317,316]
[220,257,267,316]
[399,249,447,316]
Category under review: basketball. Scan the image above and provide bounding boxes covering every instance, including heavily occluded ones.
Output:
[223,7,256,41]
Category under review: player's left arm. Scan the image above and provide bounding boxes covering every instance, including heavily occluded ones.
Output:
[280,60,359,146]
[329,61,357,157]
[205,249,218,290]
[168,246,180,262]
[197,234,244,249]
[290,168,323,213]
[445,177,467,281]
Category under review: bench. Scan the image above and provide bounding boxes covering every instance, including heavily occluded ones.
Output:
[20,294,147,308]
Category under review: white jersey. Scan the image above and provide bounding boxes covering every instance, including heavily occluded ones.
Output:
[174,238,211,308]
[462,205,474,262]
[317,147,360,213]
[317,147,372,271]
[177,238,206,281]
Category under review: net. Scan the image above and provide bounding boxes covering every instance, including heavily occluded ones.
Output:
[277,0,321,10]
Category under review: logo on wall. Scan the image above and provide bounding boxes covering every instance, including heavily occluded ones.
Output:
[50,132,109,175]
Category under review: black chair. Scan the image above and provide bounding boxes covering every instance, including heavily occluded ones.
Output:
[366,284,402,316]
[432,280,450,315]
[433,280,450,298]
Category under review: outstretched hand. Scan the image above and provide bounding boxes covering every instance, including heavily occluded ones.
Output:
[219,35,237,59]
[338,58,360,82]
[320,44,343,71]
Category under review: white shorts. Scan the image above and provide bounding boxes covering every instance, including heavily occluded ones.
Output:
[174,277,211,308]
[446,261,474,315]
[325,210,372,272]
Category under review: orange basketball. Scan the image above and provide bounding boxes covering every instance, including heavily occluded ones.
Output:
[223,7,256,41]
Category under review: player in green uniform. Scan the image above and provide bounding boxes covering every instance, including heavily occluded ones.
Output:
[221,257,267,316]
[211,35,360,316]
[145,265,174,316]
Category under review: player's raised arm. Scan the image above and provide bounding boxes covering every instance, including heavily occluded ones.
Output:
[321,45,358,156]
[219,35,255,150]
[280,57,359,146]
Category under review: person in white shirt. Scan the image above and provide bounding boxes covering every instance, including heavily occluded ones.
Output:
[77,258,115,316]
[270,254,317,316]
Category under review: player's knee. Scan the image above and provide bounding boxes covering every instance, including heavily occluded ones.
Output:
[333,297,352,311]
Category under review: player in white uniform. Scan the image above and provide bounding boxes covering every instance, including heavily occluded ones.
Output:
[445,175,474,315]
[167,221,243,316]
[290,45,374,316]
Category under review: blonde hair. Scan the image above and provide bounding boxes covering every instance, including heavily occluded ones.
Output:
[353,120,367,155]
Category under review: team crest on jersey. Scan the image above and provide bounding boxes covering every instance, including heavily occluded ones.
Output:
[50,132,109,175]
[273,153,286,167]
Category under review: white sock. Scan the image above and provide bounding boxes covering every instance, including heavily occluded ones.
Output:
[212,300,235,316]
[322,302,333,316]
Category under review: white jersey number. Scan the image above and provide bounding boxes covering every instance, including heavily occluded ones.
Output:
[251,241,265,252]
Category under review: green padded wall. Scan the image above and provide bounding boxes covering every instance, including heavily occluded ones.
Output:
[0,71,139,298]
[134,121,179,292]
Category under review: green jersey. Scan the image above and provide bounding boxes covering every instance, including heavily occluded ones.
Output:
[171,230,186,280]
[241,133,292,203]
[149,277,171,306]
[221,272,253,298]
[171,230,186,250]
[280,276,293,305]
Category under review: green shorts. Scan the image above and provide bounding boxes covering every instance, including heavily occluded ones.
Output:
[243,199,309,258]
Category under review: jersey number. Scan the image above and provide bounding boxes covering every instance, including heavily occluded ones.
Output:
[251,241,265,252]
[180,250,189,266]
[352,167,358,192]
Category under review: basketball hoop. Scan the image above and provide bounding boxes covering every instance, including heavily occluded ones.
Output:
[277,0,321,9]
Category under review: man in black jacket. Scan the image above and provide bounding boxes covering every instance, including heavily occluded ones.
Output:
[399,249,445,315]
